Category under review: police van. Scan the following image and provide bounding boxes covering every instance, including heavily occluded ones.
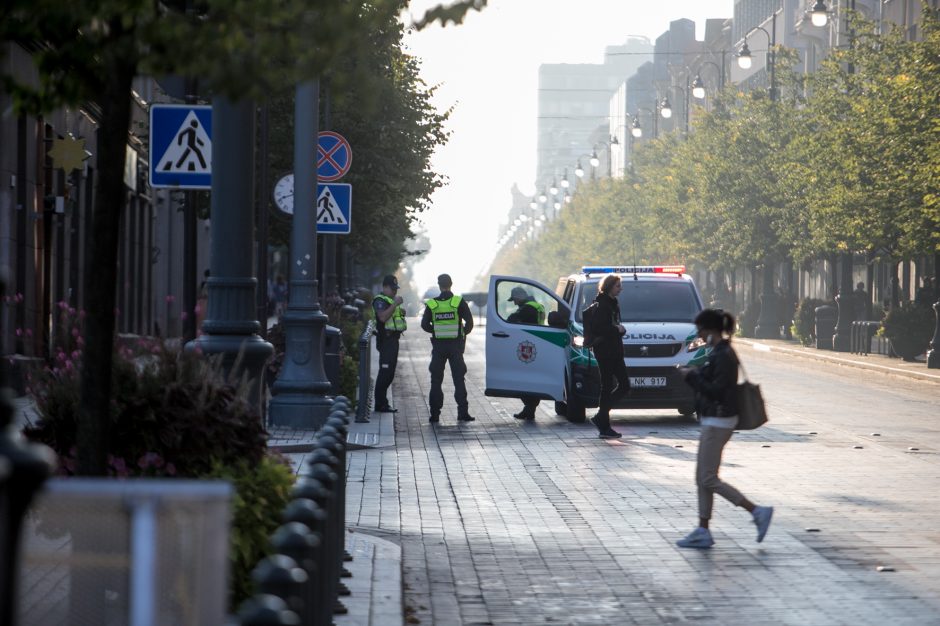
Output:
[484,266,709,421]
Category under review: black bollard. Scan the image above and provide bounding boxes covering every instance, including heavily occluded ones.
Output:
[307,461,346,614]
[271,523,320,625]
[282,497,330,626]
[0,272,56,626]
[252,554,308,620]
[238,594,301,626]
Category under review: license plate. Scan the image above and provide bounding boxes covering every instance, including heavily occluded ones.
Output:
[630,376,667,388]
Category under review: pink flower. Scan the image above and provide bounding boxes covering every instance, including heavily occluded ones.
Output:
[180,311,188,320]
[166,295,176,303]
[15,328,22,337]
[76,336,85,347]
[16,292,24,302]
[165,463,177,476]
[68,307,76,315]
[72,327,80,337]
[25,328,32,337]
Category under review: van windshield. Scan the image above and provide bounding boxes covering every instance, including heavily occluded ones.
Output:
[576,280,702,323]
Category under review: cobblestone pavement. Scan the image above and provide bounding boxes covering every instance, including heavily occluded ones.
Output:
[345,328,940,625]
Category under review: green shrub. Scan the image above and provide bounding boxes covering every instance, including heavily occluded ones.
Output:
[202,457,294,608]
[340,354,358,408]
[793,298,825,346]
[22,337,291,608]
[879,301,935,359]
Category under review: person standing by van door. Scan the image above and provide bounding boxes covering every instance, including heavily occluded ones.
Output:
[372,274,406,414]
[422,273,474,423]
[589,274,629,439]
[507,286,545,420]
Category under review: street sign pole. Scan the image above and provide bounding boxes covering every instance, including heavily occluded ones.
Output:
[269,78,334,428]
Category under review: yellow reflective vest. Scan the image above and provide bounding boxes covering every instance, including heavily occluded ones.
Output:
[374,294,407,332]
[426,295,463,339]
[523,300,546,325]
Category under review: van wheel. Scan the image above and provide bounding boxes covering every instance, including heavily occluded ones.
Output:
[566,379,586,423]
[554,401,567,416]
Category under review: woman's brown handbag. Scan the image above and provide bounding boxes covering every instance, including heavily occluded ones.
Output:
[736,363,768,430]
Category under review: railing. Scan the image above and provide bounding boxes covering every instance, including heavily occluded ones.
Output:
[18,480,233,626]
[356,321,375,423]
[238,397,353,626]
[850,321,887,356]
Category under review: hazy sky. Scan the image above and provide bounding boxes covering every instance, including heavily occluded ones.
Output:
[403,0,733,293]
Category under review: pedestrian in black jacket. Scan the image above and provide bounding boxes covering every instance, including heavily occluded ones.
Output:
[675,309,773,549]
[588,274,630,439]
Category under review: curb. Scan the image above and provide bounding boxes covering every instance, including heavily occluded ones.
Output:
[738,338,940,384]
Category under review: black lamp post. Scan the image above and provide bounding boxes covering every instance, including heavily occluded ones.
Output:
[739,10,782,339]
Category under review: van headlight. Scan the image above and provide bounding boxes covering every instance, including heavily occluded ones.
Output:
[572,335,585,347]
[686,337,706,352]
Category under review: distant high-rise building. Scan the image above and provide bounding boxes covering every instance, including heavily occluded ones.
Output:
[535,36,652,191]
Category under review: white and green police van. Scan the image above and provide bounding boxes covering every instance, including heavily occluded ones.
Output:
[484,266,709,421]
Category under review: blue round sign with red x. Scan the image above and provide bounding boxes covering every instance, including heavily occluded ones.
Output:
[318,131,352,182]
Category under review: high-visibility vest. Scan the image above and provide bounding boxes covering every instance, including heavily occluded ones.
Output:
[523,300,546,325]
[374,294,407,332]
[426,295,464,339]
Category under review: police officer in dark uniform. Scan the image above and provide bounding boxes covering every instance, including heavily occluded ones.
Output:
[373,274,406,414]
[421,273,474,423]
[507,286,546,420]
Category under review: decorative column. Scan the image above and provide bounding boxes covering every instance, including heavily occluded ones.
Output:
[268,79,334,428]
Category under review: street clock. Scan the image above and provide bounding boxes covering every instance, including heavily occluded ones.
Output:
[273,173,294,215]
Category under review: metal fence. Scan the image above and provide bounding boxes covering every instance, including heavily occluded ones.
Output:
[18,480,233,626]
[355,321,375,423]
[238,398,354,626]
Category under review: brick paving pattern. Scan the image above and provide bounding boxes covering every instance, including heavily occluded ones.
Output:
[345,330,940,625]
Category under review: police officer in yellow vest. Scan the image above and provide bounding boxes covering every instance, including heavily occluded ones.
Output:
[373,274,407,414]
[421,273,475,423]
[507,286,546,420]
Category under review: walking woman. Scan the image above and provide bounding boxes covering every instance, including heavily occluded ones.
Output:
[589,274,630,439]
[675,309,773,548]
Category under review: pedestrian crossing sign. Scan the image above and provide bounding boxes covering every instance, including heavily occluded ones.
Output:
[317,183,352,234]
[149,104,212,189]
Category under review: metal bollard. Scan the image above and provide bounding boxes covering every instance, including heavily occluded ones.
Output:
[318,428,352,579]
[271,523,320,626]
[238,594,301,626]
[355,321,375,422]
[307,461,345,615]
[252,555,308,620]
[283,496,330,626]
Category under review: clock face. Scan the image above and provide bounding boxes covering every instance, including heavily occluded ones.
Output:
[273,174,294,215]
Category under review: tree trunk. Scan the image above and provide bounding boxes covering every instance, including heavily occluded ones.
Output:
[76,55,136,476]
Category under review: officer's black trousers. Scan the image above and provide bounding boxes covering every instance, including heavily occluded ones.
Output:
[374,334,400,409]
[428,339,468,417]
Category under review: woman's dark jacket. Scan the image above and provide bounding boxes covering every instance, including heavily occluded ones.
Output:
[590,292,624,360]
[683,340,739,418]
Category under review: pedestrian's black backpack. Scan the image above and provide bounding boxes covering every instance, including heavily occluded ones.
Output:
[581,302,599,348]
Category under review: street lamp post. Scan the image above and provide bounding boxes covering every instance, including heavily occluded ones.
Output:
[739,10,781,339]
[692,57,726,102]
[593,136,619,178]
[268,79,335,427]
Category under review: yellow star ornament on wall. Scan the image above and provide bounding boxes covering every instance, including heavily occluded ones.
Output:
[47,135,90,173]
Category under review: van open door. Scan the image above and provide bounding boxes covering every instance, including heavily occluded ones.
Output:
[484,275,570,402]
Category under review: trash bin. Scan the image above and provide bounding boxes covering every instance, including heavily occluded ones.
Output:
[324,325,342,395]
[814,305,837,350]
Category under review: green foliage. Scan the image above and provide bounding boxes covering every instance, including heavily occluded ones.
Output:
[202,457,295,609]
[794,298,826,346]
[340,355,359,409]
[879,301,935,358]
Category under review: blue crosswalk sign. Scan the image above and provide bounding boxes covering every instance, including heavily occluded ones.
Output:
[316,183,352,234]
[149,104,212,189]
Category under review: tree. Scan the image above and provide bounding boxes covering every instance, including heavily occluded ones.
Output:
[1,0,485,475]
